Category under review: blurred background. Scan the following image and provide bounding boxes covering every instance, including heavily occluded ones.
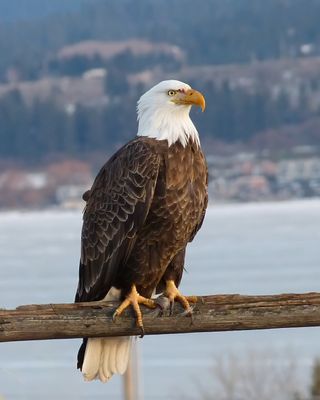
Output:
[0,0,320,399]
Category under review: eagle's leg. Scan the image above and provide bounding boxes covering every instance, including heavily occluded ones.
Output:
[164,280,197,316]
[112,284,156,337]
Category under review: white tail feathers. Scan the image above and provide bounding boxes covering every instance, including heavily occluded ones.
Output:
[81,287,132,382]
[82,336,132,382]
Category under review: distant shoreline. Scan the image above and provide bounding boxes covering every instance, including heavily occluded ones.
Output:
[1,197,319,216]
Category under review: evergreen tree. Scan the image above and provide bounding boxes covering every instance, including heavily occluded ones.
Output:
[311,359,320,399]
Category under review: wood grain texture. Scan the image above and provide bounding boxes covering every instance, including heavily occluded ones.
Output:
[1,292,320,342]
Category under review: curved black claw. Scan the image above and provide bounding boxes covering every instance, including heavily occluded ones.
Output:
[112,311,118,322]
[169,299,175,316]
[139,325,145,339]
[181,307,195,324]
[181,305,194,317]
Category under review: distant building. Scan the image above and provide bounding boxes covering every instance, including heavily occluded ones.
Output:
[278,158,320,183]
[55,185,87,209]
[83,68,107,80]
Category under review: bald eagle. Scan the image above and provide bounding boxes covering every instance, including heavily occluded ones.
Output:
[75,80,208,382]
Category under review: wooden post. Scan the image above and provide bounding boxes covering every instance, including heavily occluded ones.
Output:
[123,342,140,400]
[123,359,135,400]
[1,292,320,342]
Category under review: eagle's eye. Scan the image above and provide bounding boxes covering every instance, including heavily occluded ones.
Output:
[167,90,176,96]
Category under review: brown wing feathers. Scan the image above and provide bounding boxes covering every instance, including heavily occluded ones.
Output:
[75,139,160,302]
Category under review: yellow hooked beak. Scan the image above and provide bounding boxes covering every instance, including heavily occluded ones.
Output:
[172,88,206,112]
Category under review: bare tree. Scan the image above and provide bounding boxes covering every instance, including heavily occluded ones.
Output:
[310,359,320,400]
[182,349,307,400]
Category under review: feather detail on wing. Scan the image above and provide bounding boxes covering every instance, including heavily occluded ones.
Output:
[75,139,160,302]
[189,159,208,242]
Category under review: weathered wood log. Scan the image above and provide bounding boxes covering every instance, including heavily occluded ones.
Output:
[1,292,320,342]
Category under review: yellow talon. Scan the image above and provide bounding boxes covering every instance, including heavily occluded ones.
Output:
[113,284,156,336]
[164,280,197,315]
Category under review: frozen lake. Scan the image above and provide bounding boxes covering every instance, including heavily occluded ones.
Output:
[0,200,320,399]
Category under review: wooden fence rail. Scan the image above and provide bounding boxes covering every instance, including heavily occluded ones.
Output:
[1,292,320,342]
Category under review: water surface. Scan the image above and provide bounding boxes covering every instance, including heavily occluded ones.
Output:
[0,200,320,399]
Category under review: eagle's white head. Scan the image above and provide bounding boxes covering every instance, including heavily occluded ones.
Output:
[137,80,205,147]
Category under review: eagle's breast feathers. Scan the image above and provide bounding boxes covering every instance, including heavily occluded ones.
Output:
[76,136,207,301]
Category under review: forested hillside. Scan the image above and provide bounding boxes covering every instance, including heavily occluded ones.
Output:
[1,0,320,162]
[0,0,87,22]
[2,0,320,81]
